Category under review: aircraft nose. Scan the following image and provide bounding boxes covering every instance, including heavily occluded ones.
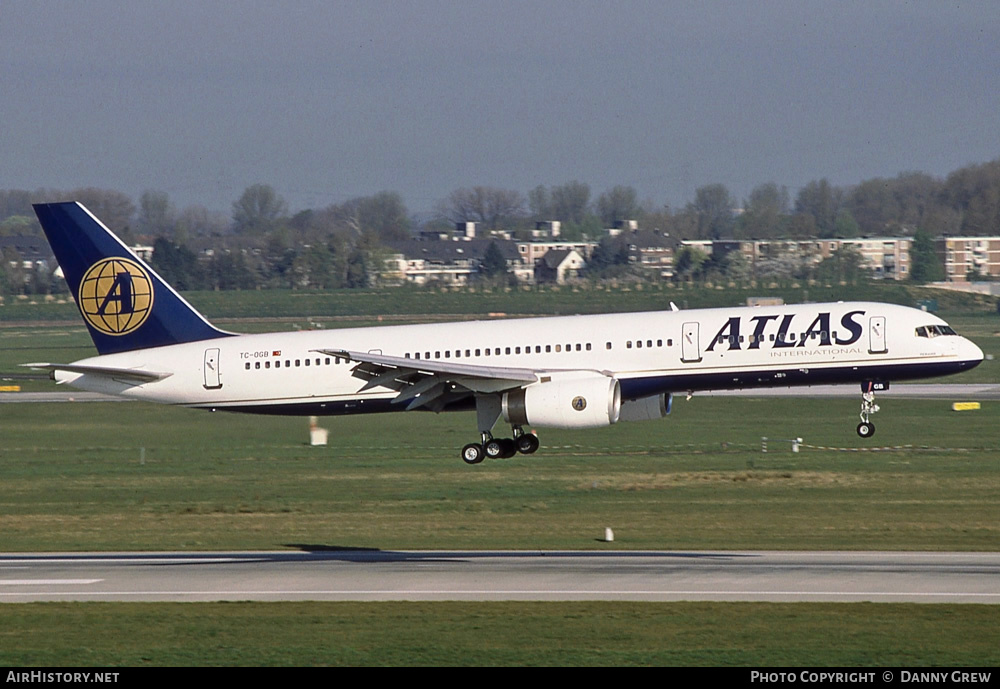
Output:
[963,337,985,366]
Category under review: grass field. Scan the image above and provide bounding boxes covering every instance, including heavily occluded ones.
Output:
[2,397,997,552]
[2,601,997,666]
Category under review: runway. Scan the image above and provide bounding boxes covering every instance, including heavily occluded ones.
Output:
[1,550,998,603]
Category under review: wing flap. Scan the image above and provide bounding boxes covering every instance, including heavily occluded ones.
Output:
[315,349,538,383]
[312,348,539,409]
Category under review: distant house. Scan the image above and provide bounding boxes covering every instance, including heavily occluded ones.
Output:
[0,235,54,269]
[624,230,678,279]
[534,248,585,284]
[0,235,56,277]
[386,239,524,285]
[681,237,914,281]
[516,240,597,268]
[936,236,1000,281]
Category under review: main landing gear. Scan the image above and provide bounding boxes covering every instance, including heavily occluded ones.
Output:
[461,426,540,464]
[461,394,541,464]
[856,381,886,438]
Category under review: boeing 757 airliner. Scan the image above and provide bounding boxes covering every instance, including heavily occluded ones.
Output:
[28,202,983,463]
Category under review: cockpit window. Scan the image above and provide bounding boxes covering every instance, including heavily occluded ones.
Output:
[915,325,957,338]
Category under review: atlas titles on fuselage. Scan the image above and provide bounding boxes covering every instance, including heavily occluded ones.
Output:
[705,310,865,351]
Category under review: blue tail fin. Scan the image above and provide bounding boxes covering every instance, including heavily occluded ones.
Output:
[34,202,231,355]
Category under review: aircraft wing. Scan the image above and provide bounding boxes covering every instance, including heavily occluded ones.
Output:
[22,363,173,385]
[312,348,538,411]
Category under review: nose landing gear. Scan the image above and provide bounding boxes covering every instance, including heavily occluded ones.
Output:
[856,381,887,438]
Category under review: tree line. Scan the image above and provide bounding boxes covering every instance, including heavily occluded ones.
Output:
[0,157,997,295]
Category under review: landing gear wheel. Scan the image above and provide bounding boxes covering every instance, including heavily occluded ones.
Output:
[498,438,517,458]
[461,443,485,464]
[484,438,506,459]
[516,434,540,454]
[856,422,875,439]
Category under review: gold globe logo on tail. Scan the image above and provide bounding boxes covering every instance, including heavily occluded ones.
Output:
[78,258,154,335]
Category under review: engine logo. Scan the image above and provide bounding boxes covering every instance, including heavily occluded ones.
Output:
[571,396,587,411]
[78,257,154,335]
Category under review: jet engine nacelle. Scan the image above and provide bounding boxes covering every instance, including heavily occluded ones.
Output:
[619,393,672,422]
[502,372,621,429]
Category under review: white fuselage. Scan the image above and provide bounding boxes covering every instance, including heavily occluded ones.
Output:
[54,301,983,420]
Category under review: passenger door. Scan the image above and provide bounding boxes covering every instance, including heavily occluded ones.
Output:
[203,348,222,389]
[681,322,702,363]
[868,316,887,354]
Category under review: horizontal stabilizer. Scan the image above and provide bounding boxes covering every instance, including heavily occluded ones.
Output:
[22,362,172,384]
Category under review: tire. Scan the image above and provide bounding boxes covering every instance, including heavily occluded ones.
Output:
[856,422,875,439]
[461,443,485,464]
[516,434,540,454]
[484,439,505,459]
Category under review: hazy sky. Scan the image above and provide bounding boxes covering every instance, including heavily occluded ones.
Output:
[2,1,999,215]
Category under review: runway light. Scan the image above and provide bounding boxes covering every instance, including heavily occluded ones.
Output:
[951,402,981,411]
[603,528,614,542]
